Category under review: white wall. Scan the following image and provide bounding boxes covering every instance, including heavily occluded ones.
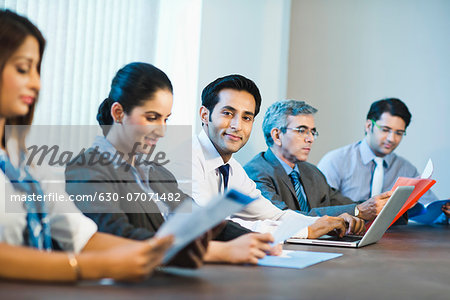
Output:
[5,0,446,197]
[196,0,292,164]
[287,0,450,198]
[154,0,203,126]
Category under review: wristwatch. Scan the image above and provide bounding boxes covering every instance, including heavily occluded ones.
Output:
[354,206,360,217]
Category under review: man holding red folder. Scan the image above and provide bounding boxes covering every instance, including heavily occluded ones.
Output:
[318,98,443,224]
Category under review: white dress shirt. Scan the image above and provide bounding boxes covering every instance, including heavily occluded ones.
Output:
[0,149,97,253]
[191,130,319,238]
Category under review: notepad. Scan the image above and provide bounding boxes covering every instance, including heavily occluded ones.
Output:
[257,250,342,269]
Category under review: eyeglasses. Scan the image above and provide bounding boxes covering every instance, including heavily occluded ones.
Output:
[283,126,319,139]
[371,120,406,137]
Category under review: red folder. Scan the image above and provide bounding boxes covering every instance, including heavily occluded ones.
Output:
[388,177,436,227]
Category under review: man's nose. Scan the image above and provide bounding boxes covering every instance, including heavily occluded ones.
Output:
[305,131,315,143]
[386,130,396,142]
[230,116,242,131]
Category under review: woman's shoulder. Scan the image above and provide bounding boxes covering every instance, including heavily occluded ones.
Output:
[64,146,118,180]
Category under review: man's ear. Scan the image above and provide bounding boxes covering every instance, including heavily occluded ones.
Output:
[200,106,210,126]
[111,102,124,123]
[271,128,282,146]
[364,119,372,135]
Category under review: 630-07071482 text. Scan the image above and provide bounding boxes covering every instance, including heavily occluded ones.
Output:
[8,192,182,203]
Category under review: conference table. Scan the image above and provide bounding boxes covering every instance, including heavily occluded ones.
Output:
[1,222,449,299]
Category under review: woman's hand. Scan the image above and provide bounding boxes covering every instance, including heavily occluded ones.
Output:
[90,235,174,281]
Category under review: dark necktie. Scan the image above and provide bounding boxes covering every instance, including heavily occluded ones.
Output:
[289,170,310,213]
[218,164,230,192]
[1,156,52,250]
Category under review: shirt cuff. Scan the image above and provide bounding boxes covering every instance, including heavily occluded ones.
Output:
[228,217,280,234]
[292,227,309,239]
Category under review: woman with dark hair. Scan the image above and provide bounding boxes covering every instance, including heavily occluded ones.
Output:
[0,9,45,149]
[0,10,175,282]
[65,62,282,265]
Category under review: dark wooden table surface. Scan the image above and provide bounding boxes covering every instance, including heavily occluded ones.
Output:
[1,223,449,300]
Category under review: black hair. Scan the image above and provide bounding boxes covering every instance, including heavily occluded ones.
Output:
[201,74,262,118]
[366,98,412,128]
[0,9,46,150]
[97,62,173,135]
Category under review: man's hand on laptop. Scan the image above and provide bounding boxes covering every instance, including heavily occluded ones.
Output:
[338,213,365,235]
[307,216,347,239]
[356,191,392,221]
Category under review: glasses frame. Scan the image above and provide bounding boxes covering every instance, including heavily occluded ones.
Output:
[282,126,319,139]
[370,119,406,137]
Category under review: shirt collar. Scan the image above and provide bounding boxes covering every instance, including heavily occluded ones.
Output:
[273,150,300,175]
[197,129,236,174]
[359,139,394,168]
[2,137,21,168]
[0,148,7,159]
[0,149,8,169]
[92,135,123,166]
[91,135,152,172]
[0,145,25,169]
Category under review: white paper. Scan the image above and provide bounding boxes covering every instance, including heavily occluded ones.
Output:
[156,189,256,263]
[270,214,303,245]
[420,158,433,179]
[257,250,342,269]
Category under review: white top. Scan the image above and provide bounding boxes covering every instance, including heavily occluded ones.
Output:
[191,130,319,238]
[0,149,97,253]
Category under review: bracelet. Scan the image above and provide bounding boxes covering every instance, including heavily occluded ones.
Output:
[67,252,81,281]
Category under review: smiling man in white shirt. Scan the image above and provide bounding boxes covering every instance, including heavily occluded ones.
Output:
[192,75,364,239]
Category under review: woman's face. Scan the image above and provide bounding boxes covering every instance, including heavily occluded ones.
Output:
[0,35,41,119]
[121,89,173,154]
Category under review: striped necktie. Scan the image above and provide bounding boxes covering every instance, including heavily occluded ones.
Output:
[1,156,52,250]
[289,170,310,213]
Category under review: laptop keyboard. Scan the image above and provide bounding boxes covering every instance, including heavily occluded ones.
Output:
[318,235,363,242]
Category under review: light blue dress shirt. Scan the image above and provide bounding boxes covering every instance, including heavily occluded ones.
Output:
[317,139,438,204]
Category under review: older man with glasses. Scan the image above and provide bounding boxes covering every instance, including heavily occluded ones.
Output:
[318,98,444,224]
[244,100,389,222]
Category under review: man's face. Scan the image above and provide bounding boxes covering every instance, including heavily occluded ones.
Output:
[201,88,256,162]
[278,114,316,163]
[365,112,406,157]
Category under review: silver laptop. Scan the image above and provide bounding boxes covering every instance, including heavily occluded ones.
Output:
[286,186,414,248]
